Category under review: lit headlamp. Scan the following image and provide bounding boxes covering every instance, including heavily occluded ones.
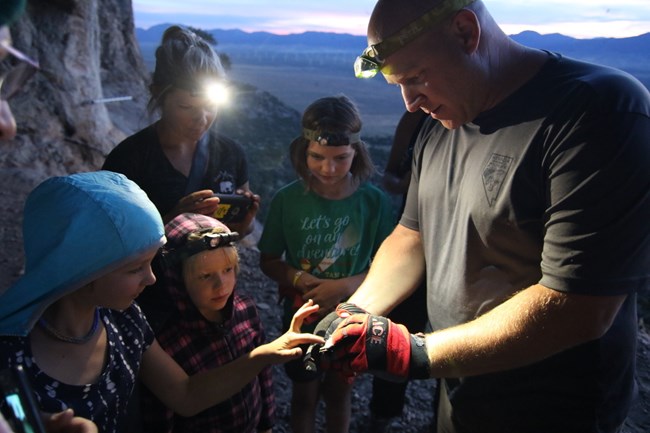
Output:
[354,0,476,79]
[303,128,361,146]
[175,77,230,106]
[179,230,239,259]
[162,229,240,267]
[202,81,229,106]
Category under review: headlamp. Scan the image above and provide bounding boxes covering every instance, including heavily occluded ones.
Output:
[180,230,239,259]
[303,128,361,146]
[203,81,229,106]
[180,78,230,107]
[162,229,240,267]
[354,0,476,79]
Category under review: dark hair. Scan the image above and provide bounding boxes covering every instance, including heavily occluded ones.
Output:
[290,95,376,187]
[148,25,226,113]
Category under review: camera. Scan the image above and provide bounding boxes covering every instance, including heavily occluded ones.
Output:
[212,194,253,223]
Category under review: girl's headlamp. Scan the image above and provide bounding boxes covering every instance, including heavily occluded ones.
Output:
[303,128,361,146]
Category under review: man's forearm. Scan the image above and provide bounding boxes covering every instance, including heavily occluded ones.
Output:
[424,284,627,378]
[349,224,426,315]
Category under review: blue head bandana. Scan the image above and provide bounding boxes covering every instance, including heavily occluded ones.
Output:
[0,171,166,336]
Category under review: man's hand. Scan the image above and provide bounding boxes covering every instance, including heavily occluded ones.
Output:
[317,302,368,340]
[319,312,430,382]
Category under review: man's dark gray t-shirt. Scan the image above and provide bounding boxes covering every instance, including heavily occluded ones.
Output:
[401,52,650,432]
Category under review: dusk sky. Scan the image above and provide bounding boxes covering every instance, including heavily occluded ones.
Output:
[132,0,650,39]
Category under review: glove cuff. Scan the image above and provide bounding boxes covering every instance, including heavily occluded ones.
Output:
[408,333,430,380]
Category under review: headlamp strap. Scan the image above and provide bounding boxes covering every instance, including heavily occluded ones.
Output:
[303,128,361,146]
[373,0,476,61]
[161,231,240,267]
[184,132,210,195]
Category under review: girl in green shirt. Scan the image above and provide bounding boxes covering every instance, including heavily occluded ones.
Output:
[258,95,394,433]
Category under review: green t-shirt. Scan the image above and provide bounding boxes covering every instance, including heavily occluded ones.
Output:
[259,179,394,321]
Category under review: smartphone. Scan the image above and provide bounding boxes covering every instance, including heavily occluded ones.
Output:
[212,194,252,223]
[0,365,46,433]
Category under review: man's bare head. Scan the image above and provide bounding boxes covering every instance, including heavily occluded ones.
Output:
[368,0,444,45]
[354,0,479,79]
[359,0,540,129]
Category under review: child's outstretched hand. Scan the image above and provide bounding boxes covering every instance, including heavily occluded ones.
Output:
[252,300,325,364]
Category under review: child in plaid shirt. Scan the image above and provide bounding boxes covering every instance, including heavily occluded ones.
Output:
[140,212,275,433]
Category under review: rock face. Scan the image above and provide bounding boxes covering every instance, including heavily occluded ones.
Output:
[1,0,150,287]
[0,0,303,287]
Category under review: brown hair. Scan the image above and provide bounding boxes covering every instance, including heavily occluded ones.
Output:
[289,95,376,187]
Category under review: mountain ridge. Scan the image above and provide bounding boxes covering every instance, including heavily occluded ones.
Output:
[136,25,650,88]
[136,24,650,53]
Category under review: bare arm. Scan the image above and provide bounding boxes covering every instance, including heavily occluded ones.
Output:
[259,252,300,292]
[344,224,626,379]
[424,284,627,378]
[348,224,426,315]
[139,301,325,416]
[260,252,367,315]
[301,272,368,316]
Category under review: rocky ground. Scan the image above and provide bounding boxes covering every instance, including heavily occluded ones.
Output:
[235,246,650,433]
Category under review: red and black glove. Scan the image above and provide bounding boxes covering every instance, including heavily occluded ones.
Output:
[319,312,430,382]
[321,303,368,337]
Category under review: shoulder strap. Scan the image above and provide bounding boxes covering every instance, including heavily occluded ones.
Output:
[184,132,210,195]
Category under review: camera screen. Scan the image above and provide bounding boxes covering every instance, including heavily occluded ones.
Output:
[0,367,45,433]
[1,393,38,433]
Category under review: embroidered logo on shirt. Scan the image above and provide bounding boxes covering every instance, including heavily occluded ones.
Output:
[212,171,235,193]
[482,154,512,207]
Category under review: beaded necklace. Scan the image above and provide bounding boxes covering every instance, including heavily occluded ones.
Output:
[37,309,100,344]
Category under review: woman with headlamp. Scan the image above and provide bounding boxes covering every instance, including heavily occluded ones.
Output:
[103,25,259,236]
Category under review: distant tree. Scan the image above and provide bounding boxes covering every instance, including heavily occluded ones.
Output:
[188,26,231,71]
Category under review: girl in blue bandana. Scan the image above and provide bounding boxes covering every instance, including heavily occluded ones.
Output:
[0,171,323,433]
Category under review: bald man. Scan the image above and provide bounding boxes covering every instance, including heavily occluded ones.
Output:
[319,1,650,432]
